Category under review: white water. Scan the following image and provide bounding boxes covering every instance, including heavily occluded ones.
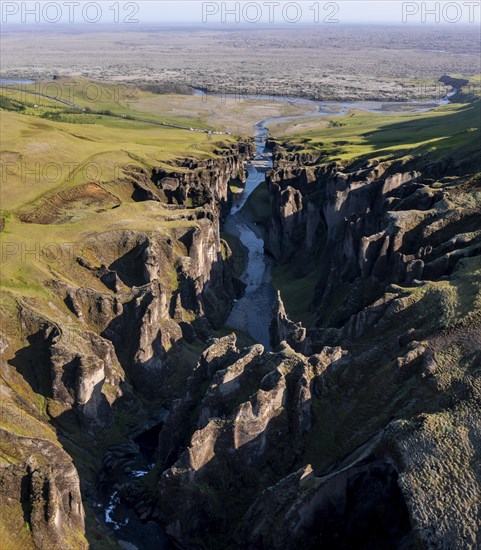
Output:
[105,491,129,531]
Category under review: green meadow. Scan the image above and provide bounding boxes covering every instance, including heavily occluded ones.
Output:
[284,97,480,166]
[0,101,236,213]
[0,81,238,305]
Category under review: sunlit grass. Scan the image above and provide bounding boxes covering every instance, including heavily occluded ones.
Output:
[282,98,481,165]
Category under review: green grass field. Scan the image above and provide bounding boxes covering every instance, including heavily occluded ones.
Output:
[1,76,314,136]
[276,75,480,166]
[0,80,242,310]
[0,105,236,213]
[284,99,480,165]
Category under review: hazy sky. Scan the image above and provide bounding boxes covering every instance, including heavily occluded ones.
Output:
[1,0,480,26]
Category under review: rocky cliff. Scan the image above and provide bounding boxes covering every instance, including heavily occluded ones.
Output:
[150,142,253,211]
[134,143,481,549]
[0,140,254,548]
[265,143,481,343]
[256,144,481,548]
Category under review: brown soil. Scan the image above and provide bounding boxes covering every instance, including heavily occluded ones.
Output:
[19,182,121,224]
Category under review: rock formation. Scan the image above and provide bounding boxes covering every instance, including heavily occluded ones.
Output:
[137,145,481,549]
[0,140,253,547]
[1,128,480,550]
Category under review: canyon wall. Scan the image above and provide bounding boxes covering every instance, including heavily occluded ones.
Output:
[0,140,254,548]
[142,144,481,549]
[2,133,480,549]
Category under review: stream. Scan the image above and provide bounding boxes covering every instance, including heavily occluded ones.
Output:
[99,419,171,549]
[224,121,276,349]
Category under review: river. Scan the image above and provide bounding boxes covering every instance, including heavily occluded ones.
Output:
[223,121,276,349]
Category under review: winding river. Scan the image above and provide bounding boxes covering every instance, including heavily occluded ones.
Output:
[224,121,276,349]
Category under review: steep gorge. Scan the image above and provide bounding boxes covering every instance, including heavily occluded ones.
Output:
[142,138,481,549]
[1,114,481,550]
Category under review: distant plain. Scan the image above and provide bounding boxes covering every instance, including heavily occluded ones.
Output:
[1,26,480,100]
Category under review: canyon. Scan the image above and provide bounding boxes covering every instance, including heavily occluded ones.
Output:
[0,78,480,549]
[151,101,481,549]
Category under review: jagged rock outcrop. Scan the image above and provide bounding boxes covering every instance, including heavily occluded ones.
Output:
[4,305,123,433]
[154,336,353,547]
[0,140,255,548]
[174,214,242,328]
[265,144,481,334]
[0,427,87,549]
[235,443,413,549]
[230,143,481,549]
[270,291,307,352]
[63,215,243,390]
[99,148,481,550]
[266,153,421,282]
[145,329,357,548]
[234,390,481,550]
[151,141,254,210]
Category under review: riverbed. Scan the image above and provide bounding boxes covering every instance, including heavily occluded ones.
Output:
[224,122,276,349]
